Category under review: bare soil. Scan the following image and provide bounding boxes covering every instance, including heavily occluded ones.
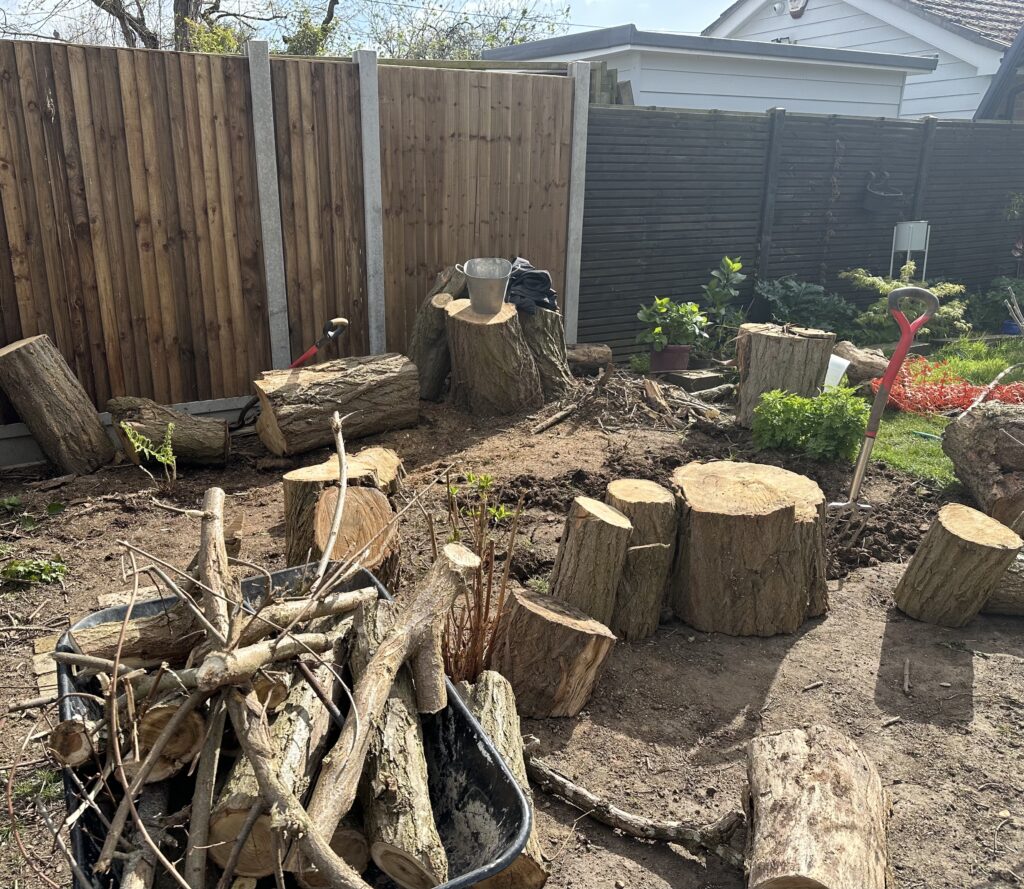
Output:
[1,397,1020,888]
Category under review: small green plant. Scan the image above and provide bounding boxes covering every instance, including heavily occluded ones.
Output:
[1,557,68,584]
[0,496,21,514]
[756,276,860,339]
[752,388,869,462]
[629,353,651,374]
[700,256,748,356]
[636,297,709,351]
[120,422,177,488]
[526,576,550,595]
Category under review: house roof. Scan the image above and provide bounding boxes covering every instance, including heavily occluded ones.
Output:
[975,21,1024,117]
[481,23,938,71]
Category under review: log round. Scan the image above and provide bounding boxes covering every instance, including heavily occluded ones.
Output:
[986,554,1024,616]
[47,717,102,767]
[107,396,229,465]
[0,335,114,474]
[746,725,888,889]
[520,308,574,402]
[735,323,836,427]
[894,503,1022,627]
[565,343,613,377]
[493,585,616,718]
[550,496,633,626]
[669,461,827,636]
[604,479,677,641]
[314,486,400,584]
[254,354,419,456]
[293,822,371,888]
[444,300,543,416]
[128,694,207,783]
[408,292,454,401]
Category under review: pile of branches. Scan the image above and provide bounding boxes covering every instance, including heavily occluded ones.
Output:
[13,413,481,889]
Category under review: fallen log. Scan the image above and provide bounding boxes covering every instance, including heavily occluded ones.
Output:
[107,396,229,466]
[985,555,1024,616]
[746,725,888,889]
[550,496,633,626]
[566,343,613,376]
[894,503,1022,627]
[0,334,114,474]
[408,292,454,401]
[520,308,574,401]
[254,354,419,456]
[735,323,835,427]
[493,585,616,718]
[833,340,888,386]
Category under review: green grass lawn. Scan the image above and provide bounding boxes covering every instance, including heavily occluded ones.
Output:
[927,337,1024,384]
[872,410,955,485]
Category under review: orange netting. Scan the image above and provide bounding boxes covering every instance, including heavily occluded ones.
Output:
[872,356,1024,413]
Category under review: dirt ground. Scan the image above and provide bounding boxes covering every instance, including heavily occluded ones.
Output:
[1,393,1021,888]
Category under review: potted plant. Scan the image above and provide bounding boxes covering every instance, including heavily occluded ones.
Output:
[636,297,708,372]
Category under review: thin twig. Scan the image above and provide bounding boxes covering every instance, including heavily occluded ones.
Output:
[310,411,349,595]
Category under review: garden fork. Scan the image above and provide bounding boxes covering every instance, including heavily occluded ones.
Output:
[827,286,940,546]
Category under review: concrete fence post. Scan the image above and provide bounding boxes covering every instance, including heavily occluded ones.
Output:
[563,60,591,345]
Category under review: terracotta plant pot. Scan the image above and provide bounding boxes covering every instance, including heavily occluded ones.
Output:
[649,345,691,372]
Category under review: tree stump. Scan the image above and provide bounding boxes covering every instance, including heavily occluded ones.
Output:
[550,496,633,626]
[735,323,836,426]
[408,293,454,401]
[0,335,114,474]
[669,461,828,636]
[493,586,616,718]
[353,600,448,889]
[458,671,549,889]
[894,503,1022,627]
[985,555,1024,617]
[565,343,613,377]
[349,447,406,495]
[746,725,888,889]
[520,308,574,401]
[604,479,677,641]
[283,459,340,566]
[942,403,1024,525]
[445,300,543,416]
[107,396,229,466]
[254,354,419,456]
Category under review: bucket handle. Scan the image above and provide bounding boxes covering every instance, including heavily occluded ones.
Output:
[455,263,465,276]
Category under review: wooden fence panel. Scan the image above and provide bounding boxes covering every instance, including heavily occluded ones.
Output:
[378,66,573,352]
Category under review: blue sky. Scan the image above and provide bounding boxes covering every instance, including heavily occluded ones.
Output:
[564,0,726,34]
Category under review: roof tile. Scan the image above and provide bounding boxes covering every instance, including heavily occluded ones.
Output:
[907,0,1024,45]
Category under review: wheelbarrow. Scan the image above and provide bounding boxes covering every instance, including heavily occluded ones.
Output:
[57,565,531,889]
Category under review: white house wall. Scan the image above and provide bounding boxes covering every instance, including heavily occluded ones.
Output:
[723,0,1001,117]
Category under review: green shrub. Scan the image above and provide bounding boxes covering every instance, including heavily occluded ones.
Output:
[752,388,868,462]
[756,276,860,339]
[636,297,708,351]
[629,353,650,374]
[700,256,747,357]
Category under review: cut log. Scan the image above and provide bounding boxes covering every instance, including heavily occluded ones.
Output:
[669,461,828,636]
[353,600,448,889]
[735,323,836,427]
[107,396,229,466]
[313,486,399,584]
[493,585,616,718]
[445,300,543,416]
[833,340,888,386]
[349,447,406,495]
[293,820,371,888]
[427,265,468,302]
[408,293,454,401]
[746,725,888,889]
[254,354,419,456]
[458,671,548,889]
[520,308,574,402]
[550,496,633,626]
[126,693,207,783]
[942,403,1024,525]
[604,479,677,641]
[283,459,341,566]
[894,503,1022,627]
[47,717,103,767]
[986,554,1024,616]
[209,662,334,877]
[0,335,114,474]
[566,343,613,376]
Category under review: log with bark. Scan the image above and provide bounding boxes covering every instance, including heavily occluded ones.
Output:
[986,554,1024,616]
[349,447,406,495]
[550,496,633,626]
[408,293,455,401]
[669,461,828,635]
[565,343,613,377]
[942,403,1024,526]
[47,716,104,767]
[832,340,888,386]
[254,354,419,456]
[604,479,677,642]
[0,334,114,474]
[735,323,836,427]
[445,300,544,416]
[894,503,1022,627]
[520,308,575,402]
[493,585,616,718]
[293,820,372,889]
[107,396,229,466]
[746,725,888,889]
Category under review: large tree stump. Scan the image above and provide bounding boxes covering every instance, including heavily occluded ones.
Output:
[942,403,1024,525]
[458,671,548,889]
[894,503,1022,627]
[408,293,454,401]
[735,323,835,426]
[353,600,448,889]
[445,300,543,416]
[604,479,677,641]
[565,343,613,377]
[746,725,888,889]
[254,354,419,456]
[0,335,114,474]
[349,447,406,495]
[493,586,616,718]
[107,396,229,466]
[550,496,633,626]
[520,308,574,402]
[670,461,827,636]
[209,662,334,877]
[986,555,1024,616]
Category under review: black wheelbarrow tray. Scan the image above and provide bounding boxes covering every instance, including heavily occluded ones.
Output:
[57,564,531,889]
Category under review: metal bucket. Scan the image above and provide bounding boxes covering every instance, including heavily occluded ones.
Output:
[458,257,511,315]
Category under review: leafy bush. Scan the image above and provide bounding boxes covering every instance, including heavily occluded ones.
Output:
[700,256,747,357]
[1,557,68,584]
[636,297,708,351]
[629,353,650,374]
[756,276,860,339]
[752,388,869,462]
